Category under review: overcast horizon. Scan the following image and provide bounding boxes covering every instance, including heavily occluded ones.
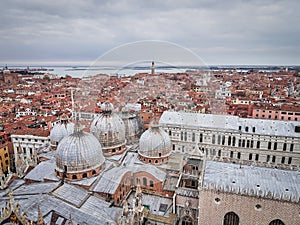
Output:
[1,0,300,66]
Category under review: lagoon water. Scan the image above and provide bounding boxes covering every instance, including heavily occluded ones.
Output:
[24,66,189,78]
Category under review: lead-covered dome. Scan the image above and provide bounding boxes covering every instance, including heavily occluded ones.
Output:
[120,106,143,144]
[138,123,172,164]
[50,115,74,149]
[55,130,105,180]
[90,102,126,156]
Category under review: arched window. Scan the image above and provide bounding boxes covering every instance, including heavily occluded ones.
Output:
[269,219,285,225]
[143,177,147,186]
[181,216,193,225]
[72,174,77,180]
[223,212,239,225]
[83,173,87,178]
[92,170,96,175]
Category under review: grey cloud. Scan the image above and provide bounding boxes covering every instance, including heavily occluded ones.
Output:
[0,0,299,65]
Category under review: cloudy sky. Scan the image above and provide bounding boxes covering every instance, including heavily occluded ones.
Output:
[0,0,299,66]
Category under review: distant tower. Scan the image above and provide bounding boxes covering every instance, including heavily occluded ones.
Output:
[151,61,155,75]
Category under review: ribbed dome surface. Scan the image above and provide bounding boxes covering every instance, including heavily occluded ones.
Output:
[55,131,105,173]
[139,125,171,158]
[90,103,126,148]
[50,122,74,143]
[120,110,142,142]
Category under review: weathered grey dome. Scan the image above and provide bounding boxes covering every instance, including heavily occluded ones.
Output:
[120,108,143,144]
[90,103,126,149]
[55,131,105,173]
[50,122,74,144]
[139,124,171,158]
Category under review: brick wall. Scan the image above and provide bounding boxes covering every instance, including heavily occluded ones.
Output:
[199,189,300,225]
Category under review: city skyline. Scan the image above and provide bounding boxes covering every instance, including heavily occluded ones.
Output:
[0,0,300,66]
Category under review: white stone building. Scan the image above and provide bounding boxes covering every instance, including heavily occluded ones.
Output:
[159,111,300,170]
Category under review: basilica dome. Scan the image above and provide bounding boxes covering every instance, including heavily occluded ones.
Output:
[50,115,74,149]
[55,129,105,180]
[90,102,126,156]
[120,106,143,144]
[138,123,172,164]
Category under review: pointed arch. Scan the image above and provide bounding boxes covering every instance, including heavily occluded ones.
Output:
[269,219,285,225]
[223,211,239,225]
[181,215,193,225]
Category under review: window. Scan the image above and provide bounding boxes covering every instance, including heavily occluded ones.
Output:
[290,143,294,152]
[245,126,249,132]
[230,151,233,158]
[273,142,277,150]
[181,216,193,225]
[266,155,270,162]
[149,180,154,188]
[249,153,253,160]
[222,136,225,145]
[237,152,241,159]
[283,143,287,151]
[281,157,285,164]
[288,157,292,164]
[246,140,250,148]
[83,173,87,178]
[255,154,259,161]
[268,142,272,150]
[228,136,231,146]
[256,141,260,149]
[218,150,221,157]
[238,126,242,131]
[72,175,77,180]
[272,156,276,163]
[232,137,236,146]
[212,134,215,144]
[136,178,140,185]
[218,135,221,145]
[200,133,203,143]
[269,219,285,225]
[223,212,239,225]
[143,177,147,186]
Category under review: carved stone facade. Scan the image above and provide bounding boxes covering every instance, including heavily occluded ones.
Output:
[0,190,33,225]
